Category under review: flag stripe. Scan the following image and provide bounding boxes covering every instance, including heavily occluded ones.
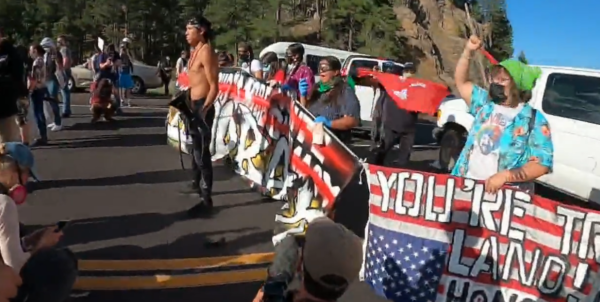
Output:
[364,166,599,302]
[368,210,593,296]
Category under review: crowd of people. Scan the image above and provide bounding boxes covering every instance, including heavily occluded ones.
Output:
[0,9,553,301]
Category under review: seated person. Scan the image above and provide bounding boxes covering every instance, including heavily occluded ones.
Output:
[90,78,116,123]
[0,142,78,302]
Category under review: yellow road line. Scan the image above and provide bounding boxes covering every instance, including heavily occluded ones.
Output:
[78,252,274,271]
[74,268,267,290]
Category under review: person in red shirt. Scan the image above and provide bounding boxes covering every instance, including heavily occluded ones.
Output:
[90,78,116,123]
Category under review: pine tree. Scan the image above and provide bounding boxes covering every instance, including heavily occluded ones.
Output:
[517,50,528,64]
[486,0,513,61]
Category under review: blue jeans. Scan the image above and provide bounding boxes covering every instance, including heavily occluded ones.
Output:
[44,80,62,126]
[30,89,48,140]
[60,69,71,115]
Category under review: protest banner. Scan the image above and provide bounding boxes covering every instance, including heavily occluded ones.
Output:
[362,164,600,302]
[167,68,362,243]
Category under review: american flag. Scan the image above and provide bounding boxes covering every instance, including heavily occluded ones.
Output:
[363,164,599,302]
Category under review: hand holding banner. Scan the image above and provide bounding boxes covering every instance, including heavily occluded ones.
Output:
[363,164,600,302]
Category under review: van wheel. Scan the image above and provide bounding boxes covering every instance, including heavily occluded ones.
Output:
[439,128,465,173]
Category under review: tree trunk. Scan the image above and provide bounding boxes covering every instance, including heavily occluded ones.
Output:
[347,18,353,51]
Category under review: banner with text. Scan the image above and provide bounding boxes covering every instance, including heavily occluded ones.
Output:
[167,69,361,243]
[362,164,600,302]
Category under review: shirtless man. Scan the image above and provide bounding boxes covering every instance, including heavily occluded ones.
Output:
[182,16,219,217]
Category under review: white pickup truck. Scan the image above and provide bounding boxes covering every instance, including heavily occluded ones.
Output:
[433,65,600,204]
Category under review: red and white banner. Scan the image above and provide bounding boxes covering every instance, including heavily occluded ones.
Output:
[168,68,361,244]
[362,164,600,302]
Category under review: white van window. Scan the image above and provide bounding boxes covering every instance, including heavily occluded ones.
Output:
[307,55,326,75]
[348,59,379,77]
[542,73,600,125]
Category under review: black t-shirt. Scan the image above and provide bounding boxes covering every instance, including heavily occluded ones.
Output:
[0,39,24,118]
[378,85,418,132]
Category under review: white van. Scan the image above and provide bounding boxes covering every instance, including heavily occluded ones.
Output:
[340,55,405,129]
[259,43,405,129]
[433,65,600,204]
[259,42,366,83]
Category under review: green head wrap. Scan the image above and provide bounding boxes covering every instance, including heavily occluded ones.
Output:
[498,59,542,91]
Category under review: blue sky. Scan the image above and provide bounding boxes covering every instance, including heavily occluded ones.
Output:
[507,0,599,69]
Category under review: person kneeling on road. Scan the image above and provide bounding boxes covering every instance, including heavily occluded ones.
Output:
[0,143,78,302]
[90,78,116,123]
[253,217,363,302]
[369,62,418,167]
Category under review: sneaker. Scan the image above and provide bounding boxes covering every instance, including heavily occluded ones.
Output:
[47,123,55,129]
[50,125,62,131]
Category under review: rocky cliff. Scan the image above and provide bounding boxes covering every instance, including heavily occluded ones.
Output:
[288,0,490,89]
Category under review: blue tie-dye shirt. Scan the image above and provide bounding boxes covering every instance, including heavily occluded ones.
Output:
[451,86,554,186]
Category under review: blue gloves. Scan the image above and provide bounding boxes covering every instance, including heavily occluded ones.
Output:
[314,116,331,128]
[281,84,292,92]
[299,78,309,97]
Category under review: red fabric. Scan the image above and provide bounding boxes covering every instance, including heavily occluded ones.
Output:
[357,68,449,116]
[273,70,285,84]
[90,82,112,106]
[479,49,498,65]
[177,72,189,90]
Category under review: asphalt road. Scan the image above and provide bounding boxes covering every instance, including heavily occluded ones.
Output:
[18,93,569,302]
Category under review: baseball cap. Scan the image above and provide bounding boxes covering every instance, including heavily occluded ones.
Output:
[40,37,55,49]
[303,217,363,296]
[1,143,39,181]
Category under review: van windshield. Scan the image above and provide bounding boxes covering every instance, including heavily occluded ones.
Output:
[542,73,600,125]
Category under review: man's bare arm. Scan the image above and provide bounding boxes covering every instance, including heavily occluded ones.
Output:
[202,48,219,110]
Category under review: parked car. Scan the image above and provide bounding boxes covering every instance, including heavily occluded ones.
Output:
[69,60,163,94]
[433,65,600,204]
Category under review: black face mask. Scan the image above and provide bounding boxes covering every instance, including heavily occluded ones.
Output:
[489,83,508,103]
[239,54,250,62]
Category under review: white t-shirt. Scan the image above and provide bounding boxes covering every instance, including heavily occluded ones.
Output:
[176,57,188,75]
[0,195,30,273]
[466,104,524,180]
[241,59,262,74]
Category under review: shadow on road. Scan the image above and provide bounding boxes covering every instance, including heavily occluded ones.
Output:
[38,133,166,149]
[67,117,165,131]
[30,166,236,191]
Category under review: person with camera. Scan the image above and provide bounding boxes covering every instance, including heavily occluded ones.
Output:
[253,217,363,302]
[0,142,78,302]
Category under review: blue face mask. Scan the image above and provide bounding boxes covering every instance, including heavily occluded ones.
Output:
[262,65,271,73]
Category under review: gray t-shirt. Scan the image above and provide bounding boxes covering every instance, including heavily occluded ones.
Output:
[466,103,524,180]
[59,46,72,70]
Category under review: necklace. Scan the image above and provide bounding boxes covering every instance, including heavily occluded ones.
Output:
[187,43,205,69]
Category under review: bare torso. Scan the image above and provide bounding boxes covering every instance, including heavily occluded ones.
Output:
[188,44,211,101]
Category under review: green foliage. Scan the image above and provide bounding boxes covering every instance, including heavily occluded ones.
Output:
[0,0,512,68]
[323,0,404,59]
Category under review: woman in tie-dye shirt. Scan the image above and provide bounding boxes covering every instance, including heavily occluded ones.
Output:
[452,36,554,194]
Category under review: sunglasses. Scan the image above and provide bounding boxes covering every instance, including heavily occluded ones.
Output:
[319,64,333,73]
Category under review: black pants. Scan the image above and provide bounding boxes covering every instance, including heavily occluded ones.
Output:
[370,126,415,167]
[13,248,78,302]
[189,99,215,203]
